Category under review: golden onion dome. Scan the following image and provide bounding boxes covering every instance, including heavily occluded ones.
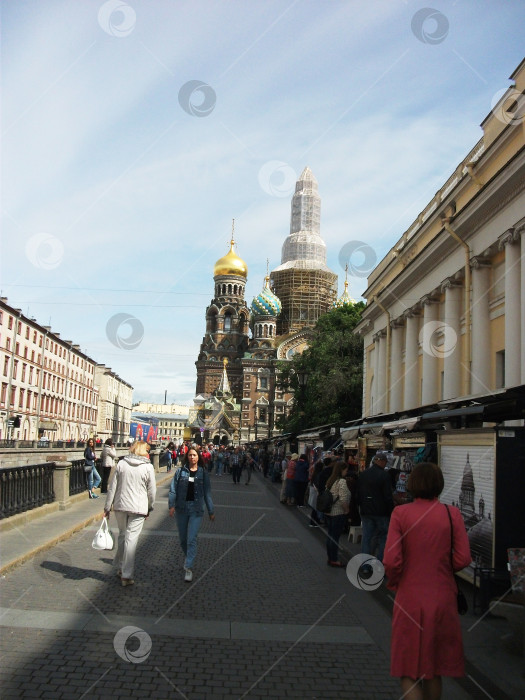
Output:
[213,238,248,279]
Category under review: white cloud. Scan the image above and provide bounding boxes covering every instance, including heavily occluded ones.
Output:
[2,0,523,406]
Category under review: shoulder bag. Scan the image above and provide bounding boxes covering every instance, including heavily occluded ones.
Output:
[445,504,468,615]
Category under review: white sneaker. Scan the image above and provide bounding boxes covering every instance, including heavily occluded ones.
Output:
[184,568,193,582]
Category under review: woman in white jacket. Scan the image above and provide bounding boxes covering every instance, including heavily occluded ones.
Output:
[100,438,117,494]
[104,441,156,587]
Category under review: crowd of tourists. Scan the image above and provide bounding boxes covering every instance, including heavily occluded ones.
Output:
[84,435,470,700]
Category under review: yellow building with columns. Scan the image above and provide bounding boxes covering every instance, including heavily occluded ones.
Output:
[355,59,524,419]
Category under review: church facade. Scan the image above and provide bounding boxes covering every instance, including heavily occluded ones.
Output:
[193,167,340,445]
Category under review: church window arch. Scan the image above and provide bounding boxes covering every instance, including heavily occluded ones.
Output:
[234,284,238,295]
[228,284,232,295]
[224,312,232,332]
[207,307,218,334]
[264,324,268,337]
[222,284,226,295]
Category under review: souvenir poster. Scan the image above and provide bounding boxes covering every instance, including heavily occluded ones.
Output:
[440,444,495,582]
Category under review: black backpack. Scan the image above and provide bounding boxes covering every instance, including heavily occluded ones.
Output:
[316,488,339,514]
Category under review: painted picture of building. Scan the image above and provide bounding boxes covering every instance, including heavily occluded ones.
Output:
[440,444,495,580]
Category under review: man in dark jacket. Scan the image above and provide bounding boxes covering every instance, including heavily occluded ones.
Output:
[293,454,309,507]
[356,453,393,562]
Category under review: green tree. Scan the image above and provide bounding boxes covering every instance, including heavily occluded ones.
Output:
[276,302,365,432]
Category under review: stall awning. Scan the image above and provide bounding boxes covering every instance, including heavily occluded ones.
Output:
[341,428,359,441]
[39,421,58,430]
[298,431,323,440]
[382,417,420,432]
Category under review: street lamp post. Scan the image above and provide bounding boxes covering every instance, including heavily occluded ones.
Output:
[295,371,309,431]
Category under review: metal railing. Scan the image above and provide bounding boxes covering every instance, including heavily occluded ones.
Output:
[69,459,91,496]
[0,463,55,519]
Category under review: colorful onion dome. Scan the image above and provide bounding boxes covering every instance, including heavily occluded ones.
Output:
[251,276,282,317]
[214,237,248,279]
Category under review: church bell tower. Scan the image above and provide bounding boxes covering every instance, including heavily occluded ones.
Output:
[195,222,249,401]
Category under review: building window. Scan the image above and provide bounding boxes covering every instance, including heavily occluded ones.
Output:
[224,313,232,331]
[1,383,7,405]
[8,316,13,330]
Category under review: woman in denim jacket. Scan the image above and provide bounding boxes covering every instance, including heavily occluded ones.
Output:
[169,447,215,582]
[84,438,101,499]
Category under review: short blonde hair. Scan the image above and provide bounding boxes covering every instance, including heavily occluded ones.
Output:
[130,440,150,457]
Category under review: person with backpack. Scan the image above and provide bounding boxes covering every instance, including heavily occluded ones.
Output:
[323,461,351,567]
[168,447,215,582]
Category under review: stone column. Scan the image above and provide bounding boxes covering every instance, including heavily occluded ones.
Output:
[420,295,440,406]
[441,278,463,400]
[374,330,386,415]
[53,461,72,511]
[499,229,521,388]
[150,449,161,473]
[403,309,420,410]
[520,225,525,385]
[390,319,404,412]
[470,258,492,395]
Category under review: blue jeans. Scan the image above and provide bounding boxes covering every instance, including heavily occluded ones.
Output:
[86,466,101,491]
[326,513,347,562]
[176,502,204,570]
[361,515,390,562]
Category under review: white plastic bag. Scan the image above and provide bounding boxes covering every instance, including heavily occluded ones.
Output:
[92,516,114,550]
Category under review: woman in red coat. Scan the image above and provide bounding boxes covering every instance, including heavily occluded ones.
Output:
[383,462,471,700]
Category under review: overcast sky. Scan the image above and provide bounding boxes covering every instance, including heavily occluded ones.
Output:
[2,0,524,405]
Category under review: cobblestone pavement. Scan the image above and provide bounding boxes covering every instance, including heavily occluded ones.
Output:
[1,472,523,699]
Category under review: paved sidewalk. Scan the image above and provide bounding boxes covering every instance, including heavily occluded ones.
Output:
[0,470,523,699]
[0,469,174,574]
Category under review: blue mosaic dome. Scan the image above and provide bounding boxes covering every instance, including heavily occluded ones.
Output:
[251,277,282,317]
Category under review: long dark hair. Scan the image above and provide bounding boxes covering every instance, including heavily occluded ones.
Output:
[183,448,204,469]
[326,460,348,490]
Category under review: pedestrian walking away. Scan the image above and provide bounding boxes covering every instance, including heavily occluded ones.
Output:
[323,461,351,567]
[169,447,215,582]
[99,438,117,494]
[244,450,255,485]
[293,453,309,506]
[104,440,156,587]
[383,462,472,700]
[356,452,394,562]
[84,437,101,499]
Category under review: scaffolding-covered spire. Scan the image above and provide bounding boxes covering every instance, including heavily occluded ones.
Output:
[276,166,330,271]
